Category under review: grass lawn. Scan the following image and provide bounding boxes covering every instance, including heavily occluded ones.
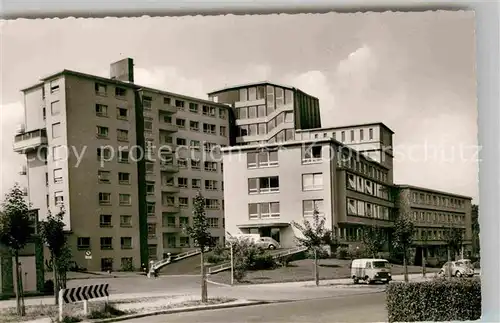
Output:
[209,258,440,285]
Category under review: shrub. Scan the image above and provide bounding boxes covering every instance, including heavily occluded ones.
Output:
[207,254,227,264]
[386,278,481,322]
[231,239,277,282]
[336,247,349,259]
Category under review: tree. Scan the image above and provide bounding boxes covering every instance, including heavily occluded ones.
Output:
[443,225,464,277]
[184,191,213,303]
[0,184,32,316]
[392,215,415,283]
[361,225,386,258]
[292,208,332,287]
[471,204,479,257]
[39,207,71,304]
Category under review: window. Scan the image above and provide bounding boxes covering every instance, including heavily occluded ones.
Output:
[77,237,90,250]
[52,145,65,161]
[179,237,189,247]
[350,130,355,142]
[202,105,216,117]
[98,170,111,183]
[100,237,113,250]
[239,88,248,101]
[347,174,356,190]
[248,176,279,194]
[247,150,278,168]
[341,131,345,141]
[219,108,227,119]
[54,191,64,206]
[360,129,364,141]
[369,128,373,140]
[175,100,185,108]
[302,173,323,191]
[190,121,199,131]
[146,182,155,195]
[96,104,108,117]
[144,117,153,131]
[189,103,199,113]
[145,162,154,173]
[164,97,171,105]
[97,147,112,160]
[179,197,189,208]
[96,126,109,138]
[115,87,127,97]
[146,203,155,215]
[117,107,128,119]
[219,126,227,137]
[51,100,61,116]
[178,159,188,168]
[148,223,156,238]
[117,129,128,141]
[100,214,112,227]
[95,83,107,96]
[204,161,217,172]
[99,192,111,205]
[120,215,132,227]
[205,199,220,210]
[302,146,322,163]
[176,118,186,128]
[179,217,189,227]
[191,178,201,189]
[248,202,280,219]
[121,257,133,270]
[174,177,187,188]
[177,138,187,146]
[347,198,357,215]
[119,194,131,206]
[208,218,219,228]
[53,168,63,183]
[165,216,176,227]
[203,123,216,135]
[191,160,201,170]
[204,142,217,152]
[303,199,324,217]
[205,180,218,190]
[118,150,129,163]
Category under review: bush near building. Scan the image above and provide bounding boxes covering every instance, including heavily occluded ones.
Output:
[386,278,481,322]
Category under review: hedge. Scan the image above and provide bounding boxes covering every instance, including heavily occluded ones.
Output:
[386,278,481,322]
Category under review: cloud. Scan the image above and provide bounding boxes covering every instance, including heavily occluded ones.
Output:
[0,102,26,197]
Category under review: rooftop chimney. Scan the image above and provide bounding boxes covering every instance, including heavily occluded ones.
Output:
[110,58,134,83]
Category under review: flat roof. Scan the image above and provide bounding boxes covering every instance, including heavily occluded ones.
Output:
[394,184,472,200]
[296,122,395,134]
[207,81,296,95]
[21,69,230,108]
[221,138,390,170]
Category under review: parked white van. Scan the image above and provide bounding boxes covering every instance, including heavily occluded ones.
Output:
[350,258,392,284]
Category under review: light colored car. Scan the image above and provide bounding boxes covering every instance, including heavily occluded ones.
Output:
[439,259,475,278]
[256,237,280,250]
[351,258,392,284]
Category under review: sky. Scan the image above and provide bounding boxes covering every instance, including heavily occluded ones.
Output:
[0,11,478,202]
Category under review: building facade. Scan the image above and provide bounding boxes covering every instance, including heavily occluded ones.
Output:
[13,58,231,271]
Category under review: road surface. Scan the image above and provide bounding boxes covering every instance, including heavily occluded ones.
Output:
[121,292,387,323]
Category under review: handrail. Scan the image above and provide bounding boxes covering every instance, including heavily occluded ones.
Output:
[207,246,308,274]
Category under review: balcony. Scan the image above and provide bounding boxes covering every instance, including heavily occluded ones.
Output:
[162,205,180,213]
[158,122,178,133]
[13,129,48,153]
[160,162,179,173]
[159,105,177,114]
[161,184,180,193]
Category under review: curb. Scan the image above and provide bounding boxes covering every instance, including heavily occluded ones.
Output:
[206,279,231,287]
[84,300,270,323]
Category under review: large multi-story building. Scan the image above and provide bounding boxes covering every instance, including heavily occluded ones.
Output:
[219,82,472,261]
[12,58,473,271]
[13,58,231,271]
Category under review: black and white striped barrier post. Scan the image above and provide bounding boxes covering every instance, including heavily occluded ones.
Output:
[58,284,110,321]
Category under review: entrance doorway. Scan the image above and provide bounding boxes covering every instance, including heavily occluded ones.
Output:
[257,227,281,243]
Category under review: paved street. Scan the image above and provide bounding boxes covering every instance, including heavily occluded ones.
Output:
[122,292,387,323]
